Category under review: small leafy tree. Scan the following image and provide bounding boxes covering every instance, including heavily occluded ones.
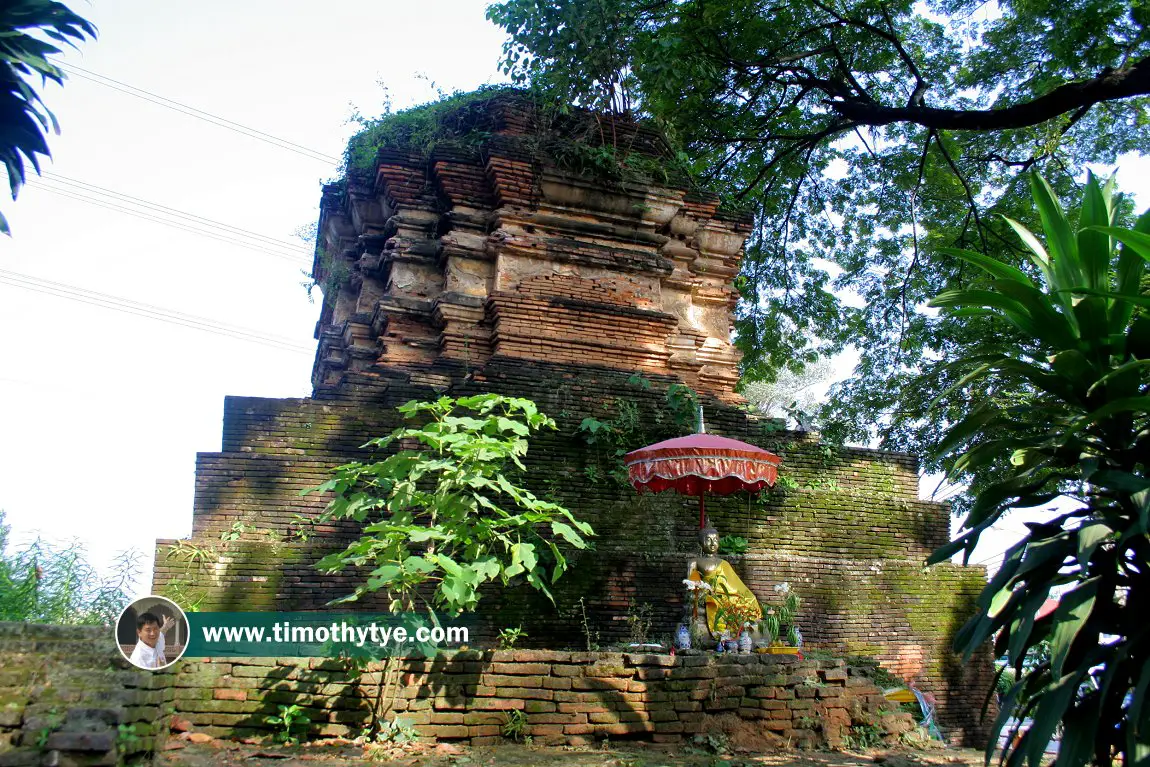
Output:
[304,394,594,614]
[926,174,1150,767]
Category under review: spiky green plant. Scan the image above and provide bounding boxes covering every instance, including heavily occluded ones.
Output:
[0,1,96,234]
[926,173,1150,767]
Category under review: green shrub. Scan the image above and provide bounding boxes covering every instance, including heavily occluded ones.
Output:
[0,510,139,624]
[717,535,748,555]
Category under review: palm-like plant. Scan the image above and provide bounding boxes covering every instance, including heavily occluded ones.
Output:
[925,173,1150,767]
[0,1,96,235]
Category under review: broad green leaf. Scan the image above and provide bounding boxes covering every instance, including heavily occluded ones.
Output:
[1071,296,1109,348]
[439,576,473,610]
[992,280,1077,349]
[1128,660,1150,763]
[315,552,347,573]
[1050,350,1094,394]
[929,290,1038,340]
[403,555,437,573]
[495,416,530,436]
[1031,174,1082,294]
[933,405,1000,459]
[1076,174,1111,290]
[1006,587,1052,667]
[405,528,444,543]
[471,556,501,582]
[1108,209,1150,331]
[1025,670,1084,767]
[1084,359,1150,398]
[434,554,463,578]
[986,677,1026,766]
[1074,522,1114,571]
[550,520,587,547]
[1048,579,1097,678]
[1052,286,1150,307]
[936,246,1036,286]
[1089,227,1150,263]
[1063,397,1150,441]
[1004,217,1056,286]
[988,585,1015,618]
[1057,693,1101,767]
[369,564,402,583]
[511,541,538,572]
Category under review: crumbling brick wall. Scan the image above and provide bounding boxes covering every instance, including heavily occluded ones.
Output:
[170,651,914,747]
[0,623,173,766]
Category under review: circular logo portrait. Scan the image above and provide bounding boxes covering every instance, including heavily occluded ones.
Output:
[115,595,189,670]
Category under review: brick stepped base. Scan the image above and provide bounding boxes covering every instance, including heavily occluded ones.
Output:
[154,359,995,745]
[172,650,912,747]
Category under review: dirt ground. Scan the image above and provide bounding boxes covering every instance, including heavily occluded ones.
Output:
[158,738,989,767]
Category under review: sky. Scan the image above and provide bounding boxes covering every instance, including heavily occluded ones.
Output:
[0,0,510,594]
[0,0,1146,598]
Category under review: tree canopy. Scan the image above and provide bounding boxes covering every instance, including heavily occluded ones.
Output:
[0,0,96,235]
[487,0,1150,497]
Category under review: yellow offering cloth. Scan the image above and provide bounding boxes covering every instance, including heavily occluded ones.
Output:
[688,561,762,636]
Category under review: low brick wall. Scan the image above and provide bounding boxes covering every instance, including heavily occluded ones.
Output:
[172,650,912,748]
[0,623,173,767]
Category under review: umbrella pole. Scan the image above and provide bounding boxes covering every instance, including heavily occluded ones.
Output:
[698,492,706,529]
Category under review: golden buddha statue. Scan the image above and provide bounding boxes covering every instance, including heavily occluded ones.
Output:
[686,526,762,638]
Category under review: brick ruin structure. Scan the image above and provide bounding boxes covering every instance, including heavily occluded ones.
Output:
[152,92,994,745]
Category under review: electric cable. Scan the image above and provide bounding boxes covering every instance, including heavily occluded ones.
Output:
[0,275,313,354]
[56,63,341,165]
[0,269,315,354]
[25,182,313,266]
[40,172,310,253]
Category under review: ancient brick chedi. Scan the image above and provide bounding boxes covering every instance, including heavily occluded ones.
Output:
[310,95,748,400]
[153,92,993,745]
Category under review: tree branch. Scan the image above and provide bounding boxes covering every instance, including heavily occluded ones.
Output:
[733,120,853,200]
[828,57,1150,131]
[895,129,935,368]
[933,131,988,253]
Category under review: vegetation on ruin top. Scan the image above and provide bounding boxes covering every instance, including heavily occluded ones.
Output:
[338,86,747,212]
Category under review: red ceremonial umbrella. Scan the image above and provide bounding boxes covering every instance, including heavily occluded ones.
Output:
[623,431,782,528]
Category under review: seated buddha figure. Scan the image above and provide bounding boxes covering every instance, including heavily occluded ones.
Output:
[686,526,762,638]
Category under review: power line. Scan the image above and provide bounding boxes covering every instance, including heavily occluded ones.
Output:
[0,268,291,333]
[25,182,313,266]
[973,552,1008,566]
[41,172,309,252]
[0,269,315,354]
[27,181,309,265]
[0,267,311,345]
[0,275,314,355]
[0,274,312,353]
[56,63,341,166]
[0,278,310,354]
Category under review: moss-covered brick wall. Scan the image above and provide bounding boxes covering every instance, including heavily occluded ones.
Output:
[169,651,913,748]
[153,359,994,745]
[0,623,174,765]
